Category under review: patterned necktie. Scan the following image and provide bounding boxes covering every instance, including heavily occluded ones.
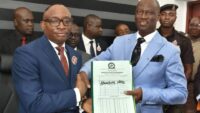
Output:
[56,47,69,76]
[21,36,26,46]
[131,37,145,66]
[89,40,95,57]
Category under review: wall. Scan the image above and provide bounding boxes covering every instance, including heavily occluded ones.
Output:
[0,0,137,44]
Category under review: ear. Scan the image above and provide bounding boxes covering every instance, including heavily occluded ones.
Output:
[40,21,45,31]
[14,19,18,26]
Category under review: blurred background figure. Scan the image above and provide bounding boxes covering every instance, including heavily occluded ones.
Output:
[0,7,36,113]
[188,17,200,80]
[77,14,108,57]
[66,23,91,63]
[0,7,37,72]
[115,23,131,36]
[158,4,195,113]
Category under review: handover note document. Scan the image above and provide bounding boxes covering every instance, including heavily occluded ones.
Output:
[92,61,136,113]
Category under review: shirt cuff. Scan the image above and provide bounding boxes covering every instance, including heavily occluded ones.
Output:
[74,88,81,106]
[196,94,200,101]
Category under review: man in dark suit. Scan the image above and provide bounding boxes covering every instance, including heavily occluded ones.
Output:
[66,23,91,64]
[12,4,89,113]
[0,7,39,72]
[77,14,108,57]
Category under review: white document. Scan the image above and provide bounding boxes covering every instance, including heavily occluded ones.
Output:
[92,61,136,113]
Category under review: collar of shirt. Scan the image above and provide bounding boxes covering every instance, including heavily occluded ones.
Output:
[136,30,157,55]
[48,40,69,63]
[82,33,97,55]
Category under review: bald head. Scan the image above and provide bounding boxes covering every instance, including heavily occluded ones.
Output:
[13,7,34,36]
[83,14,103,39]
[137,0,160,14]
[43,4,71,20]
[135,0,160,37]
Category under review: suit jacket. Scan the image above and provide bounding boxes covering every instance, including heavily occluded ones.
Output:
[77,36,108,56]
[194,64,200,100]
[0,30,41,72]
[77,49,91,64]
[81,31,187,113]
[12,35,82,113]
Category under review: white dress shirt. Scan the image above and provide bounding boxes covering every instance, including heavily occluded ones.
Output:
[136,30,157,56]
[82,33,97,56]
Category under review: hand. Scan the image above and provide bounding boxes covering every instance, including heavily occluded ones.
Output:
[125,88,143,103]
[82,98,92,113]
[76,74,87,97]
[79,71,91,88]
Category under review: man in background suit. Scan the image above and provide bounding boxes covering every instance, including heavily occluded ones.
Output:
[79,0,187,113]
[66,23,91,64]
[12,4,89,113]
[77,14,108,57]
[0,7,38,72]
[115,23,131,36]
[0,7,36,113]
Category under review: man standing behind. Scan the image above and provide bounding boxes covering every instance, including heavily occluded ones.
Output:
[66,23,91,63]
[115,23,131,36]
[0,7,35,55]
[158,4,194,80]
[79,0,187,113]
[158,4,194,113]
[0,7,37,72]
[12,4,89,113]
[77,14,108,57]
[188,17,200,80]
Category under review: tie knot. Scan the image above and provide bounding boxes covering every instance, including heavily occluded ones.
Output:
[21,36,26,45]
[137,38,145,44]
[56,47,65,55]
[89,40,94,44]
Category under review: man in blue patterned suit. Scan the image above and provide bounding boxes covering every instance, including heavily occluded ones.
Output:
[12,4,89,113]
[79,0,187,113]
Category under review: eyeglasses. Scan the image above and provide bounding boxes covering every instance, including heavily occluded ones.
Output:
[189,23,200,28]
[68,32,80,38]
[43,17,73,27]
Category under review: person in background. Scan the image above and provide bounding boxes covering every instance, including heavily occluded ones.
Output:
[77,14,108,57]
[115,23,131,36]
[0,7,38,72]
[79,0,187,113]
[12,4,89,113]
[188,17,200,113]
[194,62,200,113]
[66,23,91,64]
[188,17,200,80]
[158,4,194,81]
[158,4,195,113]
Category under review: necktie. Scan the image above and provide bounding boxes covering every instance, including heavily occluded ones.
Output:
[131,37,145,66]
[21,36,26,46]
[56,47,69,76]
[89,41,95,57]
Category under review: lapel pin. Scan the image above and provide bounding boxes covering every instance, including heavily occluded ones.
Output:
[71,56,78,65]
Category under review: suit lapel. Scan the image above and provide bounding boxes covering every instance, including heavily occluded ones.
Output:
[40,36,68,83]
[126,34,137,60]
[133,32,165,78]
[77,36,86,52]
[65,45,77,87]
